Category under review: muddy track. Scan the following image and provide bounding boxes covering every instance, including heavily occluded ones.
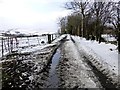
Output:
[70,36,119,89]
[42,35,67,72]
[39,35,68,88]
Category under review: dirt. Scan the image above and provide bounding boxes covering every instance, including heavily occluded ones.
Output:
[2,44,58,89]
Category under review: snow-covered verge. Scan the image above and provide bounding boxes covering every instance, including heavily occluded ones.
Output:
[52,34,67,43]
[72,35,119,87]
[102,34,117,41]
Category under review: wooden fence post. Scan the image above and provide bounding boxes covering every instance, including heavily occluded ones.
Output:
[27,37,30,47]
[15,37,19,49]
[52,34,53,41]
[7,37,11,54]
[37,36,40,45]
[10,37,13,52]
[48,34,51,44]
[3,38,7,52]
[1,38,4,58]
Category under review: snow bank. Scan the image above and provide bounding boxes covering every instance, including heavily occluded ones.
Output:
[102,34,117,41]
[52,34,67,43]
[72,36,118,75]
[72,35,119,87]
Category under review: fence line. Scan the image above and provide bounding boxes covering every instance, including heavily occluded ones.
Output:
[0,33,59,59]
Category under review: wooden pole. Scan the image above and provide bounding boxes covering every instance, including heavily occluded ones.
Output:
[13,37,15,49]
[48,34,51,44]
[15,37,19,49]
[3,38,7,52]
[1,38,4,58]
[10,37,13,52]
[7,37,10,54]
[37,37,40,45]
[27,37,30,47]
[51,34,53,41]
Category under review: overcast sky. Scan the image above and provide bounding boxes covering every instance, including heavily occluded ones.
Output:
[0,0,71,34]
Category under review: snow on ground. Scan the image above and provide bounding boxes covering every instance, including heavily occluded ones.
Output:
[2,46,57,89]
[0,28,59,57]
[0,34,66,61]
[0,36,48,57]
[0,34,59,57]
[72,36,118,75]
[102,34,117,41]
[72,35,119,85]
[52,34,66,43]
[20,34,67,53]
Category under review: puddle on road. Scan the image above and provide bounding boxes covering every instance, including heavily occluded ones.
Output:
[45,48,61,88]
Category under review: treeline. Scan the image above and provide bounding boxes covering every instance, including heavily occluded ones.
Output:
[58,1,120,53]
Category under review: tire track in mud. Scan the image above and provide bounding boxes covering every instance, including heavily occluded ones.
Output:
[57,36,102,88]
[70,36,119,89]
[41,35,68,88]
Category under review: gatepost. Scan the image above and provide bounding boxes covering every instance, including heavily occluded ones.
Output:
[48,34,51,44]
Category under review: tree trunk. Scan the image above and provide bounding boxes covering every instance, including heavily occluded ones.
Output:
[81,14,84,37]
[83,15,86,38]
[118,31,120,54]
[98,26,103,43]
[77,26,80,36]
[118,7,120,54]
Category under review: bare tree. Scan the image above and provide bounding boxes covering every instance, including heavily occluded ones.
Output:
[110,1,120,53]
[66,13,82,35]
[58,17,67,34]
[65,0,89,37]
[90,1,113,43]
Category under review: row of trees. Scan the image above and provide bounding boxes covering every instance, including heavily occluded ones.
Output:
[58,0,120,53]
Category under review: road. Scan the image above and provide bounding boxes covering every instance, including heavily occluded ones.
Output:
[2,34,119,89]
[53,35,119,89]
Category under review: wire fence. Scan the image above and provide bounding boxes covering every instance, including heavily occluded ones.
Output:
[0,33,59,59]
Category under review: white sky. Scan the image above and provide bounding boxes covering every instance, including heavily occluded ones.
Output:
[0,0,71,34]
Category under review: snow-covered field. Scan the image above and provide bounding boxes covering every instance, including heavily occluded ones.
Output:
[0,34,59,57]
